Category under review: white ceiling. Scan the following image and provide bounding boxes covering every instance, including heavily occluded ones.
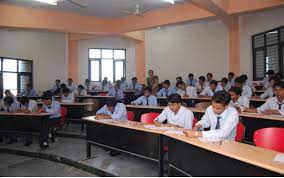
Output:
[0,0,186,18]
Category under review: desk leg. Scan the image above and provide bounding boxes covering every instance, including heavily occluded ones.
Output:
[86,141,91,158]
[158,135,164,177]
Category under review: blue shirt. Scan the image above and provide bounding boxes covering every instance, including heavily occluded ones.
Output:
[52,84,60,92]
[186,79,197,86]
[127,82,142,95]
[157,87,176,97]
[42,101,61,119]
[131,95,158,106]
[96,103,127,121]
[20,89,37,97]
[108,87,124,101]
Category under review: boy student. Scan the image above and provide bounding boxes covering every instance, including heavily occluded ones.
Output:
[176,81,198,98]
[4,90,17,100]
[205,73,213,87]
[173,76,183,91]
[96,98,127,120]
[19,84,37,97]
[102,77,112,91]
[76,85,88,96]
[84,79,94,92]
[183,91,239,141]
[120,77,128,91]
[199,80,220,97]
[218,78,231,92]
[153,94,194,129]
[195,76,206,91]
[261,70,275,88]
[52,79,61,93]
[67,78,77,93]
[240,74,255,92]
[131,87,157,106]
[19,96,38,113]
[38,93,61,149]
[228,72,235,86]
[128,77,142,96]
[157,80,176,97]
[146,70,159,88]
[245,81,284,116]
[186,73,197,87]
[259,76,280,99]
[108,80,124,102]
[61,88,75,103]
[234,76,252,98]
[228,86,250,113]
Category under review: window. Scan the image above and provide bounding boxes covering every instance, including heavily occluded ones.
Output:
[252,26,284,80]
[0,57,33,97]
[88,48,126,82]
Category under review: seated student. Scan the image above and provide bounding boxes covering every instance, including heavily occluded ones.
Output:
[4,90,17,100]
[101,77,112,91]
[200,80,220,97]
[183,91,239,141]
[173,76,183,91]
[19,84,37,97]
[234,76,252,98]
[127,77,142,96]
[52,79,61,93]
[186,73,197,87]
[259,76,280,99]
[157,80,176,97]
[120,77,128,91]
[217,78,231,92]
[0,96,20,112]
[228,86,250,113]
[205,73,213,87]
[83,79,94,92]
[195,76,206,91]
[76,85,88,96]
[108,80,124,102]
[153,94,194,129]
[19,96,38,113]
[67,78,77,93]
[37,93,61,149]
[131,87,157,106]
[96,98,127,120]
[261,70,275,89]
[245,81,284,115]
[240,74,255,92]
[228,72,235,87]
[61,88,75,103]
[176,81,198,98]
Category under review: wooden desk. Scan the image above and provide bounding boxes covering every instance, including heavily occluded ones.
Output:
[0,112,52,148]
[17,96,42,101]
[157,96,211,107]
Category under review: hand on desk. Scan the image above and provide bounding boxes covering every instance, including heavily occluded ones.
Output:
[153,120,162,127]
[192,124,202,131]
[164,123,179,128]
[262,110,281,115]
[183,130,202,138]
[95,114,112,120]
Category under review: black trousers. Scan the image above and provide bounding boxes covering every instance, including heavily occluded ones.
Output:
[39,117,60,145]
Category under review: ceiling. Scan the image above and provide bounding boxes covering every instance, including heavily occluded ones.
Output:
[0,0,186,18]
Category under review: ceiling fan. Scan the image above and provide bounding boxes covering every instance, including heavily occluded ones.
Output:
[34,0,87,8]
[122,4,150,17]
[64,0,86,8]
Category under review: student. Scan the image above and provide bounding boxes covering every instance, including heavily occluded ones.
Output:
[157,80,176,97]
[131,87,157,106]
[57,83,67,96]
[128,77,142,96]
[228,72,235,86]
[76,85,88,96]
[183,91,239,141]
[176,81,198,98]
[146,70,159,88]
[245,81,284,116]
[96,98,127,120]
[240,75,255,91]
[19,96,38,113]
[199,80,220,97]
[228,86,250,113]
[259,76,280,99]
[38,93,61,149]
[83,79,94,92]
[173,76,183,91]
[120,77,128,91]
[52,79,61,93]
[19,84,37,97]
[101,77,112,91]
[61,88,75,103]
[186,73,197,87]
[153,94,194,129]
[205,73,213,87]
[108,80,124,102]
[67,78,77,93]
[234,77,252,98]
[218,78,231,92]
[4,90,17,100]
[261,70,275,88]
[195,76,206,91]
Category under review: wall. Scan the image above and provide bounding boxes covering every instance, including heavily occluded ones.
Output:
[0,29,68,91]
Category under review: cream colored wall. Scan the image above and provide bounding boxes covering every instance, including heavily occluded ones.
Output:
[0,29,68,92]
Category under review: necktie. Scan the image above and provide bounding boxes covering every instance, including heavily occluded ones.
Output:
[166,90,168,97]
[184,89,187,97]
[215,116,221,129]
[277,102,283,110]
[146,98,149,105]
[190,80,193,86]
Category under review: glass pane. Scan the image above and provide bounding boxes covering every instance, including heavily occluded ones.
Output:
[89,49,101,59]
[19,60,32,72]
[255,50,265,80]
[253,34,264,48]
[281,28,284,42]
[91,60,100,81]
[3,59,17,72]
[102,49,113,59]
[266,31,278,45]
[20,75,31,92]
[115,61,124,81]
[266,45,279,73]
[114,50,125,59]
[101,59,113,82]
[3,72,18,95]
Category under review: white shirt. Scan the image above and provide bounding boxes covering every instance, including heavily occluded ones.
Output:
[195,83,206,91]
[131,95,157,106]
[154,106,194,129]
[261,76,269,85]
[196,106,239,141]
[77,89,88,96]
[96,103,128,120]
[246,80,256,92]
[0,100,20,112]
[20,99,38,112]
[200,86,221,97]
[229,96,250,112]
[257,97,284,115]
[62,93,75,103]
[177,86,198,98]
[241,85,252,98]
[84,83,94,91]
[260,87,274,99]
[42,101,61,119]
[67,82,77,93]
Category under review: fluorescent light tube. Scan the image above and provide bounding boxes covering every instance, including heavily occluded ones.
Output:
[34,0,58,5]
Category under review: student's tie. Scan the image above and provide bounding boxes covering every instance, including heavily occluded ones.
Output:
[215,116,222,129]
[146,98,149,106]
[190,80,193,86]
[277,102,283,110]
[184,89,187,97]
[165,90,168,97]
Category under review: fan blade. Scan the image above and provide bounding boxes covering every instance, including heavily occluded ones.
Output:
[66,0,87,8]
[122,11,134,14]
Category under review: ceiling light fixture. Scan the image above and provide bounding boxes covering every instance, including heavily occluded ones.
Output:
[34,0,58,5]
[164,0,175,4]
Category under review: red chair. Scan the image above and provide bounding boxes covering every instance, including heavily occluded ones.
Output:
[127,111,135,121]
[192,117,198,127]
[60,107,68,126]
[235,122,245,142]
[140,112,160,124]
[97,92,108,96]
[254,128,284,153]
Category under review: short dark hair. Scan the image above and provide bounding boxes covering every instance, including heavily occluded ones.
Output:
[78,85,84,90]
[56,79,61,83]
[210,80,218,85]
[60,83,66,89]
[269,76,280,82]
[143,86,152,93]
[105,98,118,107]
[207,73,213,77]
[167,93,182,104]
[68,78,72,81]
[176,76,182,81]
[240,75,248,81]
[163,80,170,86]
[176,81,185,87]
[229,86,242,96]
[228,72,234,76]
[212,91,231,106]
[234,77,244,84]
[20,96,30,105]
[188,73,194,78]
[266,70,275,75]
[148,70,153,73]
[4,90,11,95]
[132,77,137,81]
[42,93,52,100]
[27,83,32,88]
[62,88,70,93]
[273,81,284,89]
[221,78,228,84]
[4,96,14,105]
[199,76,206,82]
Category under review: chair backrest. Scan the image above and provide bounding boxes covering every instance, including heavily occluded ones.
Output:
[254,127,284,153]
[140,112,160,124]
[97,92,108,96]
[60,107,68,125]
[235,122,245,142]
[127,111,135,121]
[192,117,198,127]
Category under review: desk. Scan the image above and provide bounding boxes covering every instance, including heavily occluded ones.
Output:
[0,112,52,148]
[157,97,211,107]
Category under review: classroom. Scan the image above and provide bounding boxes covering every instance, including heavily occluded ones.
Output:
[0,0,284,177]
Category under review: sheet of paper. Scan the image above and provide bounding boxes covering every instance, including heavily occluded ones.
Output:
[164,130,185,136]
[274,153,284,163]
[143,125,174,130]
